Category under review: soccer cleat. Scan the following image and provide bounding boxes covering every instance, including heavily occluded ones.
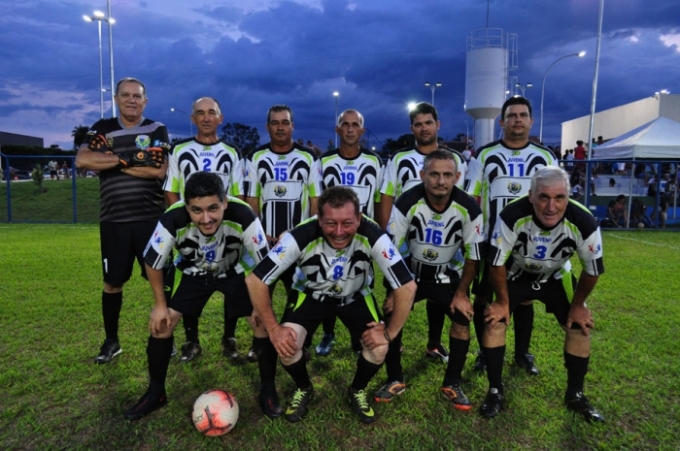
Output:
[315,333,335,356]
[348,387,376,424]
[373,380,406,403]
[426,343,449,363]
[514,353,540,376]
[565,392,605,423]
[179,341,202,363]
[246,347,258,363]
[440,384,472,411]
[124,390,167,421]
[94,339,122,364]
[259,390,283,419]
[222,337,239,360]
[284,386,314,423]
[473,351,486,373]
[479,388,505,418]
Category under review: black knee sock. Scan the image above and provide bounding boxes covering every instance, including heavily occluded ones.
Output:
[443,336,470,386]
[253,337,277,392]
[183,315,199,343]
[426,301,446,347]
[351,354,383,391]
[322,316,337,335]
[383,330,404,382]
[513,303,534,357]
[472,301,487,351]
[481,345,505,391]
[564,352,589,394]
[147,336,174,393]
[223,316,238,340]
[102,291,122,341]
[282,356,311,389]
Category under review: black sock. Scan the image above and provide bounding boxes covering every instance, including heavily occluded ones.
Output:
[322,316,336,335]
[443,336,470,386]
[102,291,122,341]
[183,315,199,343]
[472,301,487,352]
[282,356,311,389]
[481,345,505,391]
[223,316,238,339]
[253,337,277,392]
[426,301,446,347]
[513,303,534,357]
[147,336,173,393]
[564,352,589,395]
[351,354,383,390]
[383,329,404,382]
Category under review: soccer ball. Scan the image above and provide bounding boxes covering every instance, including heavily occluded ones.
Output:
[192,389,239,436]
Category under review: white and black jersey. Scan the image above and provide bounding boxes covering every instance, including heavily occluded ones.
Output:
[466,140,557,235]
[381,146,467,198]
[244,143,321,237]
[164,138,244,200]
[389,183,485,284]
[84,117,170,222]
[144,197,268,278]
[252,216,414,303]
[488,196,604,283]
[311,148,384,218]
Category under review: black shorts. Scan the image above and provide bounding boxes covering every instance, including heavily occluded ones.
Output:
[100,221,156,286]
[506,274,578,327]
[471,260,491,299]
[281,291,382,345]
[268,265,295,297]
[164,269,253,319]
[415,281,470,326]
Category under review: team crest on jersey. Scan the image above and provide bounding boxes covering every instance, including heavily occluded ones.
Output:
[203,146,212,151]
[382,247,396,260]
[274,185,287,197]
[539,230,551,236]
[507,182,522,195]
[511,150,521,156]
[335,250,346,258]
[278,155,286,160]
[346,160,354,165]
[329,284,343,296]
[526,262,542,271]
[588,244,602,255]
[272,245,286,259]
[423,248,438,261]
[432,213,442,220]
[135,135,150,150]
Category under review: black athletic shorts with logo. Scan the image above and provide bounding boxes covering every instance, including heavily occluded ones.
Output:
[415,281,470,326]
[100,220,156,286]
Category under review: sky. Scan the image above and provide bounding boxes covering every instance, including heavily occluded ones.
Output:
[1,0,679,151]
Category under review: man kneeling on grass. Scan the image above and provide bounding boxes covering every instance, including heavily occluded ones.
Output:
[124,171,282,421]
[245,186,417,424]
[480,166,605,423]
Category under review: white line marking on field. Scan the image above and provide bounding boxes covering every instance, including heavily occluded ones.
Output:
[607,233,680,251]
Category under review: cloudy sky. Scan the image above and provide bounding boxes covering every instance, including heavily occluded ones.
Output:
[1,0,678,151]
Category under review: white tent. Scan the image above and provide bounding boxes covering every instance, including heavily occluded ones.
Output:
[595,117,680,160]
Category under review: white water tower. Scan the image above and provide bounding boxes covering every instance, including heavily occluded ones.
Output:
[465,28,517,148]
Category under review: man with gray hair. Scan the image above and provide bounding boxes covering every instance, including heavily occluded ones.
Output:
[479,166,605,423]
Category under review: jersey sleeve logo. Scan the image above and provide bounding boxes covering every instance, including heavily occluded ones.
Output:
[135,135,150,150]
[423,248,438,261]
[272,244,286,259]
[508,182,522,195]
[492,231,502,244]
[382,247,396,260]
[476,224,484,236]
[252,233,264,245]
[588,244,602,255]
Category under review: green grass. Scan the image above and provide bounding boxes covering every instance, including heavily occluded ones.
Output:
[0,226,679,450]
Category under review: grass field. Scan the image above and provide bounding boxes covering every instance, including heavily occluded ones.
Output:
[1,225,679,451]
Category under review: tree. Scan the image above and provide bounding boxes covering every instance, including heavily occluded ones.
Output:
[220,123,260,155]
[381,134,415,155]
[71,125,90,150]
[31,163,45,193]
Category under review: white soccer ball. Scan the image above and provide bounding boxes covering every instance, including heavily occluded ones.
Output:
[637,222,645,229]
[192,389,239,436]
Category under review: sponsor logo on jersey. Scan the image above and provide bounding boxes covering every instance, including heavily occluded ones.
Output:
[511,150,521,156]
[432,213,442,220]
[533,236,552,243]
[588,244,601,255]
[427,219,445,227]
[526,262,542,271]
[329,284,343,296]
[275,161,288,166]
[382,247,396,260]
[539,230,550,236]
[335,250,346,257]
[272,245,286,259]
[278,155,286,160]
[203,146,212,151]
[274,186,287,197]
[344,166,358,170]
[507,182,522,195]
[476,224,484,236]
[135,135,150,150]
[492,231,502,244]
[252,233,264,245]
[331,256,348,264]
[423,248,438,261]
[199,152,214,157]
[154,235,164,248]
[507,157,524,162]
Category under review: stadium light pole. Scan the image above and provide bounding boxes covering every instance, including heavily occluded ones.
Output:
[83,11,108,119]
[424,82,442,106]
[539,51,586,143]
[333,91,339,148]
[514,82,533,97]
[106,0,116,117]
[170,108,193,137]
